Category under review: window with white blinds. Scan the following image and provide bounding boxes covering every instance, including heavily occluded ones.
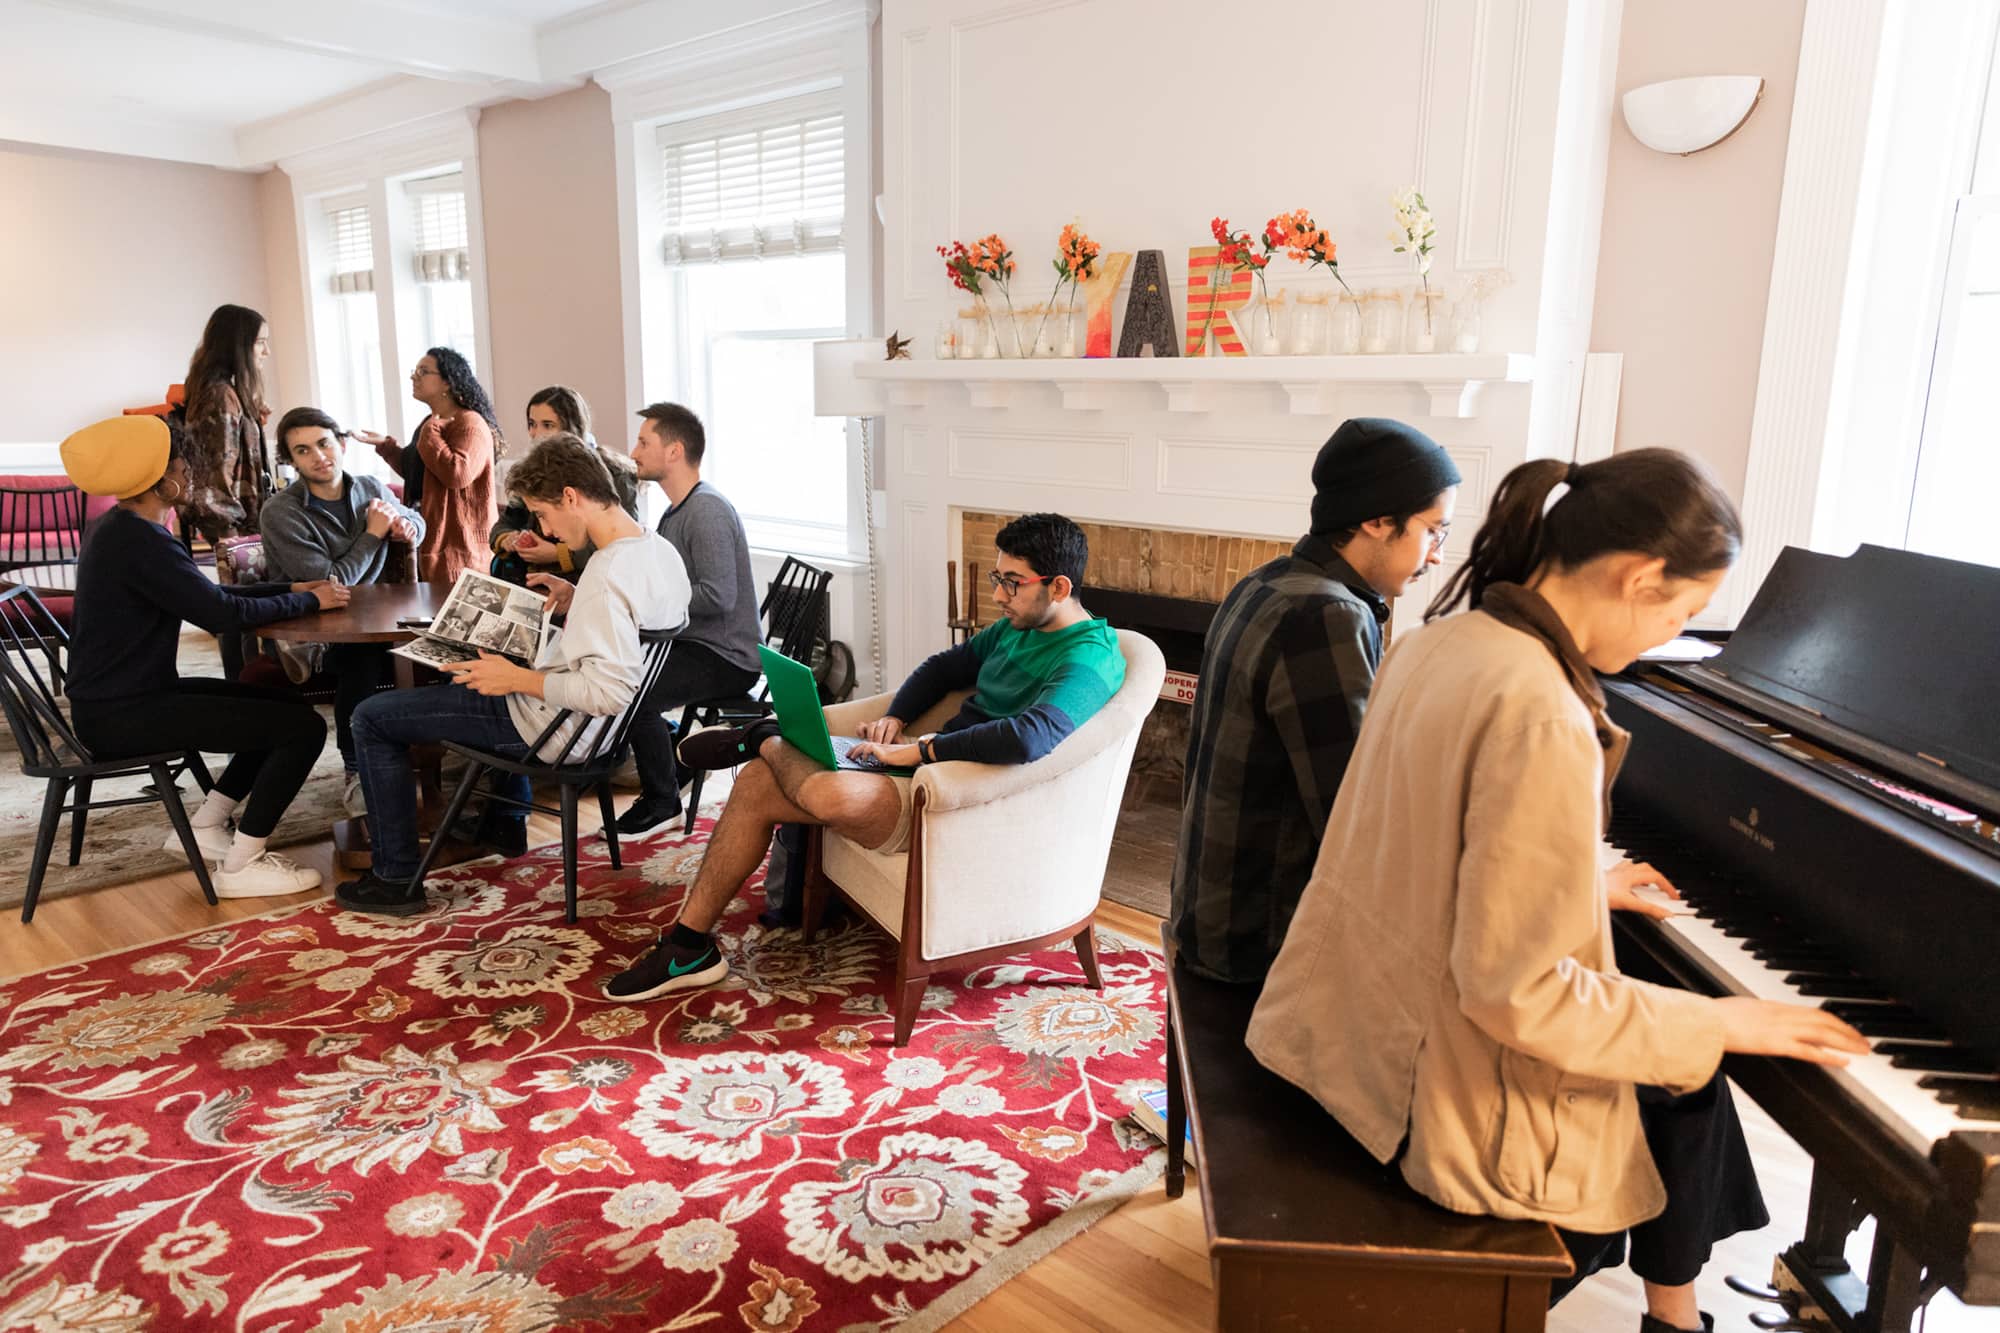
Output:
[328,205,374,294]
[658,104,844,263]
[407,175,470,283]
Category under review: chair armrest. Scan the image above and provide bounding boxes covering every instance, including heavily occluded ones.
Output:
[822,691,894,736]
[913,718,1119,814]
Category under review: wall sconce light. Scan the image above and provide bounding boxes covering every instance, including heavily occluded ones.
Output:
[1621,75,1765,155]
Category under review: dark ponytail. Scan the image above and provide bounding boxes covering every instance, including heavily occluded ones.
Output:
[1426,447,1741,619]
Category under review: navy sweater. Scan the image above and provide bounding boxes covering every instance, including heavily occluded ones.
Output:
[68,506,320,704]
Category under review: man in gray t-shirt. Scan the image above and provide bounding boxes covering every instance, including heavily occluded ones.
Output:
[615,402,764,833]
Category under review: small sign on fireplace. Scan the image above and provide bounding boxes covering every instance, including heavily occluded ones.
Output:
[1161,669,1198,705]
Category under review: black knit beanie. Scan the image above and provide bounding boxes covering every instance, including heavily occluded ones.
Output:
[1309,417,1463,534]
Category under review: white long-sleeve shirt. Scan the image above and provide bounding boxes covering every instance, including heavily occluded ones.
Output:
[508,531,690,761]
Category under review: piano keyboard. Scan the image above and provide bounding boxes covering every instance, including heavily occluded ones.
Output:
[1607,823,2000,1158]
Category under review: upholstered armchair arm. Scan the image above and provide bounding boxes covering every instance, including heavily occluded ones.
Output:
[912,721,1118,814]
[821,691,892,736]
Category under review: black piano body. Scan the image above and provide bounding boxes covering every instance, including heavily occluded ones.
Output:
[1603,544,2000,1331]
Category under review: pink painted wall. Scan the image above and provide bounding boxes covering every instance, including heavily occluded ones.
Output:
[1589,0,1807,499]
[476,84,630,456]
[0,142,272,443]
[256,165,311,417]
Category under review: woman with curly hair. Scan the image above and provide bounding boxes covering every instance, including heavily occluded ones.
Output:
[489,385,640,586]
[181,303,275,544]
[353,347,501,584]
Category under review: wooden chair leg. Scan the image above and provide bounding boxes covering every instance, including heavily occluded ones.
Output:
[1074,924,1102,989]
[411,760,487,891]
[22,776,69,923]
[597,779,622,870]
[66,776,93,865]
[559,785,580,924]
[892,969,929,1047]
[154,763,217,907]
[800,829,832,942]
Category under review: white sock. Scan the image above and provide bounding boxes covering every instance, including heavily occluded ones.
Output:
[192,789,240,831]
[222,833,268,873]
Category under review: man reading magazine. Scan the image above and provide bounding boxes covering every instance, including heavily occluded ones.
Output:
[336,434,690,916]
[392,569,554,671]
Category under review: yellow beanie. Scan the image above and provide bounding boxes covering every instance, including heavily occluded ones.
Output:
[61,416,172,500]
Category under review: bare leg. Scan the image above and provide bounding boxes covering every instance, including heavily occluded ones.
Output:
[1643,1281,1700,1330]
[674,737,903,934]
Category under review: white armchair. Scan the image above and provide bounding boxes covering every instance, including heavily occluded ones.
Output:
[803,629,1166,1044]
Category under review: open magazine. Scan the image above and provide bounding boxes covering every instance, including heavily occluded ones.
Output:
[391,569,552,671]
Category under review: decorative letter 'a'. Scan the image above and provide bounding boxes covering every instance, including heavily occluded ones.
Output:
[1117,250,1179,358]
[1186,246,1251,355]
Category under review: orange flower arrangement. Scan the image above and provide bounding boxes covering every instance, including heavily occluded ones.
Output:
[1031,223,1102,354]
[938,233,1022,353]
[1264,208,1354,295]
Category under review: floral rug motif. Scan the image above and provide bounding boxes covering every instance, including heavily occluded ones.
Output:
[0,818,1167,1331]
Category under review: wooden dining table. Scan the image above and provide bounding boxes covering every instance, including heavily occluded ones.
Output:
[258,581,466,869]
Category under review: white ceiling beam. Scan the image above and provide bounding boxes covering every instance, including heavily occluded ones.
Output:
[34,0,546,85]
[236,76,501,170]
[0,100,239,168]
[539,0,875,82]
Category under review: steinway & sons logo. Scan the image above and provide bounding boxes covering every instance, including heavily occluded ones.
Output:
[1729,805,1775,852]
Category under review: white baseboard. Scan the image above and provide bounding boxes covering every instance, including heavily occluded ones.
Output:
[0,444,64,475]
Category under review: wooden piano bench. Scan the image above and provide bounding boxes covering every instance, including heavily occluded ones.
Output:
[1161,925,1575,1333]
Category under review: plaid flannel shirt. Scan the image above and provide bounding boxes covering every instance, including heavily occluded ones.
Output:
[1170,535,1389,984]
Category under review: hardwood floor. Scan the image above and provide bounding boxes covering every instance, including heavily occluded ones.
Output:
[5,804,1992,1332]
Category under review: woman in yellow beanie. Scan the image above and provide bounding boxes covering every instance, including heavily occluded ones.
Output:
[61,416,349,899]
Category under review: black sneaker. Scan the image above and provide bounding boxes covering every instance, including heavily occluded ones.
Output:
[602,934,729,1001]
[335,870,427,917]
[676,719,781,772]
[614,796,683,836]
[1639,1314,1713,1333]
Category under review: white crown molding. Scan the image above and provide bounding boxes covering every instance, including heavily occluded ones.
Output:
[275,106,483,197]
[42,0,544,85]
[574,0,876,97]
[1728,0,1890,623]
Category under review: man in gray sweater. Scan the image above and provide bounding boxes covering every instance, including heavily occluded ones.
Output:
[259,407,426,814]
[615,402,763,833]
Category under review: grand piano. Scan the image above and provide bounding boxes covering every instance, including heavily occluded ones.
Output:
[1604,543,2000,1332]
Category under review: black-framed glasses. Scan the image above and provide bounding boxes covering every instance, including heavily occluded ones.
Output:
[1419,519,1452,551]
[988,571,1050,596]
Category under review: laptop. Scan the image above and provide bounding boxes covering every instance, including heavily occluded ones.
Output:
[759,644,916,775]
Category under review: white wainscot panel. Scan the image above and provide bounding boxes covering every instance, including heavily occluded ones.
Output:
[1447,445,1492,516]
[947,429,1133,492]
[1157,437,1318,505]
[901,427,931,477]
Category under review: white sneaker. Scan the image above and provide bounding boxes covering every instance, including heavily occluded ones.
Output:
[165,820,234,861]
[274,640,324,685]
[342,772,367,818]
[212,851,322,899]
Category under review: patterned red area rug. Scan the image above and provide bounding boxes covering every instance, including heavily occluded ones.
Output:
[0,818,1167,1331]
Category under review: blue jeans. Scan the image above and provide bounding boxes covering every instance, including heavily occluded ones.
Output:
[351,684,532,881]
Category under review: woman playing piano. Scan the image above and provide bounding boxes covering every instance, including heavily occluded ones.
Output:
[1246,449,1868,1333]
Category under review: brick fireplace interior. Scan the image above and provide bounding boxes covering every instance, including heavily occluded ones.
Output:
[956,511,1292,914]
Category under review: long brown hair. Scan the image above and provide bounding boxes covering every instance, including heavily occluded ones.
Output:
[185,304,266,418]
[1427,448,1741,619]
[527,385,591,441]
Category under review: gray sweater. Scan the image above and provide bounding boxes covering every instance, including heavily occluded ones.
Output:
[656,480,762,674]
[260,473,426,585]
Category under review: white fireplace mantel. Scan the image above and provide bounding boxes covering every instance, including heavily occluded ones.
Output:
[853,353,1534,419]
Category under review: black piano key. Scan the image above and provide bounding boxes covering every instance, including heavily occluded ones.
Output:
[1823,1000,1920,1023]
[1835,1011,1949,1042]
[1879,1043,1997,1076]
[1787,975,1887,1000]
[1917,1078,2000,1121]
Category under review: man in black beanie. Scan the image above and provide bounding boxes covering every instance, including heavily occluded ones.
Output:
[1170,417,1460,984]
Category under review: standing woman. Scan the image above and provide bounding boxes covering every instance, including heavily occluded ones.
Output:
[181,303,275,545]
[490,386,640,585]
[59,416,347,899]
[1245,450,1867,1333]
[352,348,500,585]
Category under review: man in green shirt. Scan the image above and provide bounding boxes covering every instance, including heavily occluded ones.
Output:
[603,512,1126,1002]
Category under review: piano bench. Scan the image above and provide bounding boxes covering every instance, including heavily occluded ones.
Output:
[1162,924,1575,1333]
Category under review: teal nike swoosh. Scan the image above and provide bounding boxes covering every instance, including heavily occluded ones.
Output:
[667,950,714,978]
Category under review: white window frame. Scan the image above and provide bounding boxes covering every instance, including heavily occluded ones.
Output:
[282,110,493,448]
[600,0,877,562]
[1729,0,2000,621]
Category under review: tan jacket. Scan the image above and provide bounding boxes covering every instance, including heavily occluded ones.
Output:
[1245,589,1726,1234]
